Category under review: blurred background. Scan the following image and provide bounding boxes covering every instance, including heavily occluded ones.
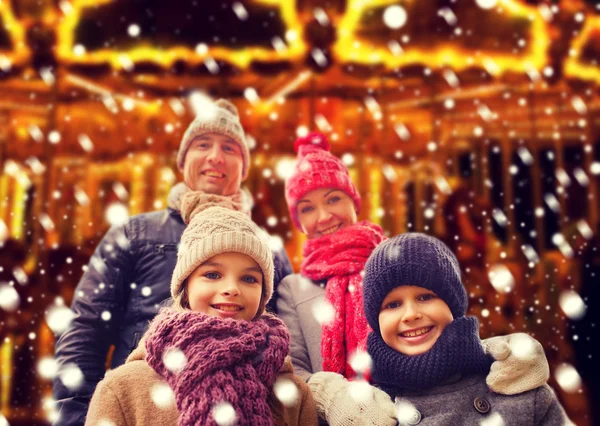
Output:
[0,0,599,424]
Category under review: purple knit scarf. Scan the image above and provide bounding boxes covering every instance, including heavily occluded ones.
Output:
[145,308,290,426]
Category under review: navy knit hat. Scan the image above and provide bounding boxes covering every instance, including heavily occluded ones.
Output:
[363,233,467,334]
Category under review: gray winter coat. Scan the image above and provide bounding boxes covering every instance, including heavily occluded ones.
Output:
[391,374,571,426]
[276,273,326,381]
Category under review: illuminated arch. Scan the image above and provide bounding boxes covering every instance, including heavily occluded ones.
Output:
[56,0,306,70]
[0,2,30,69]
[565,16,600,85]
[333,0,550,76]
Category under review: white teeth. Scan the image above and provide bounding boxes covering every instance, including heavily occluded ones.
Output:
[213,305,241,312]
[321,224,341,235]
[204,171,223,178]
[401,327,431,338]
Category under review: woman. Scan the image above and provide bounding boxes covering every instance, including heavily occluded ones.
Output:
[277,132,551,425]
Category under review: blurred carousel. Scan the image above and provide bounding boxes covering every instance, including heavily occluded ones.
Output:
[0,0,599,424]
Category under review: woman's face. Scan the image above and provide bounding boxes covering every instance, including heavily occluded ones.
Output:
[297,188,358,239]
[186,252,263,321]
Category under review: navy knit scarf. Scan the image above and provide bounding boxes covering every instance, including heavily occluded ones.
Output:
[368,316,493,395]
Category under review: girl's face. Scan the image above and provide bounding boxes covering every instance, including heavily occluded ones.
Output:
[297,187,358,239]
[186,252,263,321]
[378,285,453,356]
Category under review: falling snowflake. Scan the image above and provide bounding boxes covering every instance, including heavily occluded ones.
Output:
[554,363,582,393]
[163,347,187,374]
[383,5,407,29]
[348,380,374,404]
[559,290,586,321]
[244,88,259,104]
[349,350,372,374]
[480,412,505,426]
[37,357,59,380]
[59,363,84,391]
[105,203,129,227]
[312,299,335,325]
[488,265,515,293]
[151,382,176,410]
[213,402,237,426]
[46,304,75,335]
[274,378,299,407]
[0,284,20,312]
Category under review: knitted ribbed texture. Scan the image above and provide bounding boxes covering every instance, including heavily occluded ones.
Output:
[170,206,274,316]
[368,316,493,394]
[363,233,467,334]
[285,132,361,230]
[177,98,250,178]
[167,182,253,219]
[145,309,290,426]
[301,221,386,379]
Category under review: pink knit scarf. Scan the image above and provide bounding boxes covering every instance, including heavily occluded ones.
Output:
[301,221,386,378]
[145,309,290,426]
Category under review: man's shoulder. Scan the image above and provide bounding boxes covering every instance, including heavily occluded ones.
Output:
[125,208,185,244]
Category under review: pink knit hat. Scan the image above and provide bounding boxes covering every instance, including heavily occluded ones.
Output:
[285,132,361,230]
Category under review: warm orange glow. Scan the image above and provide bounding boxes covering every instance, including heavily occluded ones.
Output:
[0,2,30,67]
[333,0,550,76]
[57,0,306,70]
[565,16,600,85]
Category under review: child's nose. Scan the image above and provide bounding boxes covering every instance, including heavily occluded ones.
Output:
[401,302,422,322]
[220,279,240,297]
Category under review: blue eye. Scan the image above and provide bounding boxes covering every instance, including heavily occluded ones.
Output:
[385,301,401,309]
[328,196,341,204]
[241,275,259,284]
[204,272,221,280]
[418,294,435,302]
[223,145,234,153]
[300,206,314,214]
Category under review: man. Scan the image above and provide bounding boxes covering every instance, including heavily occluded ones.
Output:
[52,99,293,425]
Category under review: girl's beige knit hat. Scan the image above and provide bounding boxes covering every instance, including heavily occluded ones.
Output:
[171,206,274,315]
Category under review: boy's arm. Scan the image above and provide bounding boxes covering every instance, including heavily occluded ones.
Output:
[534,385,574,425]
[482,333,550,395]
[53,225,132,426]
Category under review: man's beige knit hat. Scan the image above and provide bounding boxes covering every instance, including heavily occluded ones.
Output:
[177,99,250,179]
[171,206,274,315]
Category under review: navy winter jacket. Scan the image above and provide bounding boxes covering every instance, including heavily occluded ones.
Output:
[52,207,292,426]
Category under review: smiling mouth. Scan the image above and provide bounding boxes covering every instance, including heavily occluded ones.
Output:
[400,326,433,338]
[202,170,225,178]
[211,304,242,312]
[320,223,342,235]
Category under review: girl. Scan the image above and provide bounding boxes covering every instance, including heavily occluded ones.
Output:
[86,204,317,426]
[277,132,552,425]
[359,233,570,425]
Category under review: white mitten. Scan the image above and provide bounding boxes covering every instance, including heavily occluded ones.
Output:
[483,333,550,395]
[308,372,397,426]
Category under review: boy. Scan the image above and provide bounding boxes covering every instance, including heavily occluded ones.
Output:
[362,233,571,426]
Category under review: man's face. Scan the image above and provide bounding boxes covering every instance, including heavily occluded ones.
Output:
[183,132,243,196]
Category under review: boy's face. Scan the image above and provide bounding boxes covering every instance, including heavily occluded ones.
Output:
[378,285,453,356]
[187,252,263,321]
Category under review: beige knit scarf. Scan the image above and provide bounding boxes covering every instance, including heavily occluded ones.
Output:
[167,182,253,224]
